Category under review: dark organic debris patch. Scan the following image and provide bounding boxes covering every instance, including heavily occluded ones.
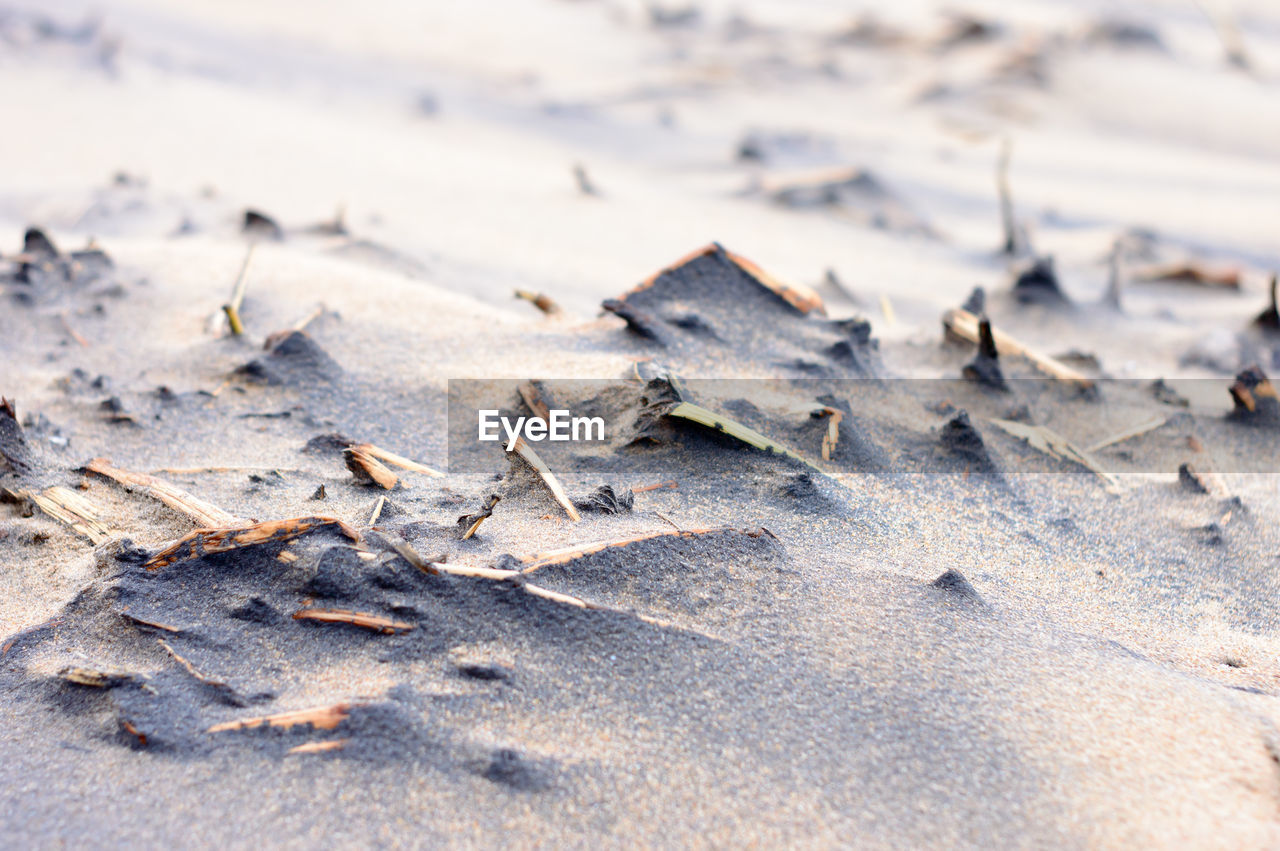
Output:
[962,317,1007,390]
[1227,366,1280,426]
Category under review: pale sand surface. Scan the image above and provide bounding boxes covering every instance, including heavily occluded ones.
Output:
[1,1,1279,847]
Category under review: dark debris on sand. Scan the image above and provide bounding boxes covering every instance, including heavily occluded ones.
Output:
[603,242,880,377]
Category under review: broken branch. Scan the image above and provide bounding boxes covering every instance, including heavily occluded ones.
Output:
[146,516,359,570]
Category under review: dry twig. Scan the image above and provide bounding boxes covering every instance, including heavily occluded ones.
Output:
[146,516,359,569]
[292,607,413,634]
[208,702,360,733]
[943,308,1094,390]
[510,438,581,522]
[86,457,246,528]
[222,244,256,336]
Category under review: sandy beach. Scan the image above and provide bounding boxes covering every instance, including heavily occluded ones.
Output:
[1,0,1279,846]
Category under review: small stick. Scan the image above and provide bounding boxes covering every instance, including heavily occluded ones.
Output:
[631,480,677,494]
[388,540,439,575]
[815,407,843,461]
[943,308,1094,389]
[86,457,246,528]
[514,289,561,315]
[1133,262,1240,289]
[368,496,387,525]
[292,304,327,332]
[879,294,897,326]
[288,739,348,755]
[222,243,256,336]
[122,613,181,633]
[152,466,301,475]
[1086,416,1168,453]
[520,580,678,630]
[121,720,148,746]
[990,418,1120,493]
[208,702,360,733]
[510,438,581,522]
[158,638,229,688]
[292,607,413,634]
[349,443,443,477]
[654,511,681,531]
[1193,0,1253,71]
[997,136,1019,255]
[433,563,516,579]
[460,494,500,540]
[518,382,551,421]
[520,527,770,574]
[572,163,599,197]
[58,311,89,347]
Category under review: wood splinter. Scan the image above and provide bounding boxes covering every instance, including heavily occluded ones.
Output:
[518,381,551,421]
[288,739,349,755]
[348,443,443,478]
[86,457,246,529]
[344,447,398,490]
[814,407,843,461]
[208,702,362,734]
[292,607,414,634]
[221,244,256,336]
[519,526,773,574]
[510,438,581,522]
[20,486,115,544]
[631,480,677,494]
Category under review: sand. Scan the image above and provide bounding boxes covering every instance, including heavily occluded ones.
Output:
[1,0,1279,847]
